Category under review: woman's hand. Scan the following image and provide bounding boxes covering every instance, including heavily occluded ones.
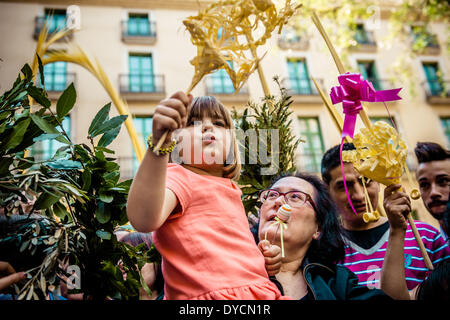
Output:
[258,240,282,276]
[152,91,192,145]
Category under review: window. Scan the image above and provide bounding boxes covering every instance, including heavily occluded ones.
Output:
[44,9,67,34]
[357,61,381,90]
[127,13,151,36]
[211,69,234,94]
[31,116,71,161]
[211,61,234,94]
[287,59,314,95]
[411,26,438,48]
[132,116,153,176]
[41,61,68,91]
[354,24,373,45]
[281,26,301,44]
[298,117,325,173]
[128,53,155,92]
[422,62,443,96]
[441,117,450,148]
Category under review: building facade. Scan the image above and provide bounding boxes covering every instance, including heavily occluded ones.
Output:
[0,0,449,226]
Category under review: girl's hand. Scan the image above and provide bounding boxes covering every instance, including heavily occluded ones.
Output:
[258,240,282,276]
[152,91,192,145]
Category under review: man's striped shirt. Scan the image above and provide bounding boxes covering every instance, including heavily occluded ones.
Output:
[341,221,450,290]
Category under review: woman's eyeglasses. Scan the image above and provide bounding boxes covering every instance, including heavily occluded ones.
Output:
[259,189,317,211]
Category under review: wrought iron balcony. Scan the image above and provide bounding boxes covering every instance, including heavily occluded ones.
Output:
[37,72,76,100]
[33,16,73,41]
[278,34,309,50]
[121,20,157,44]
[284,77,321,96]
[119,74,166,101]
[204,73,249,102]
[281,77,325,104]
[354,29,376,45]
[351,29,377,52]
[422,80,450,104]
[412,33,440,55]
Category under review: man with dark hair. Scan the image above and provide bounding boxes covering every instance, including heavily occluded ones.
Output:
[321,143,450,293]
[414,142,450,241]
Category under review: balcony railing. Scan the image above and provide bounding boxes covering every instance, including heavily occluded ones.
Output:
[284,77,321,96]
[354,29,376,46]
[38,72,76,92]
[119,74,165,94]
[33,16,73,41]
[119,74,165,101]
[351,29,376,52]
[278,35,309,50]
[204,74,249,97]
[423,34,439,48]
[422,80,450,104]
[36,72,76,100]
[121,20,157,44]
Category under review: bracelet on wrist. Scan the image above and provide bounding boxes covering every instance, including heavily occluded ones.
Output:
[147,134,177,156]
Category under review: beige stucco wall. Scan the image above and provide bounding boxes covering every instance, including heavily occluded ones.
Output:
[0,1,448,228]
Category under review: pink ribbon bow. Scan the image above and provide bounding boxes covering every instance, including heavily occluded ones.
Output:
[330,72,402,138]
[330,72,402,217]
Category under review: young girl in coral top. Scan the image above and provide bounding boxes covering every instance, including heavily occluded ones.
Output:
[127,92,287,300]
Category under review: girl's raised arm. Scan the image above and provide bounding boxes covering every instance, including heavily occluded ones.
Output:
[127,92,191,232]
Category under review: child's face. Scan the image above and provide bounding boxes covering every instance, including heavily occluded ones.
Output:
[174,115,233,171]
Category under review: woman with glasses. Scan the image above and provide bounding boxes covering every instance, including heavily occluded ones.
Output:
[257,173,391,300]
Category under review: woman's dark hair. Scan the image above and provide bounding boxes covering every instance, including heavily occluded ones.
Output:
[119,232,152,249]
[267,172,346,267]
[118,231,164,295]
[416,260,450,300]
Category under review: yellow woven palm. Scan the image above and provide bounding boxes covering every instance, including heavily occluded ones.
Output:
[343,121,408,187]
[183,0,300,93]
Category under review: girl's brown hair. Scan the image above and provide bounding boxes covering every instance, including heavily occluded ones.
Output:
[186,96,241,181]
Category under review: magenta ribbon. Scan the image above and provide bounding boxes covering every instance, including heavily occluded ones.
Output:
[330,72,402,139]
[330,73,402,216]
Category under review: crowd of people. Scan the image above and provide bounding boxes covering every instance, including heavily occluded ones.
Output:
[1,92,449,301]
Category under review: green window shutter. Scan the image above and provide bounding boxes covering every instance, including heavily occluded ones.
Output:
[31,116,71,161]
[357,61,381,90]
[354,24,369,44]
[440,117,450,148]
[211,61,234,93]
[128,13,150,36]
[132,116,153,176]
[411,26,438,48]
[44,9,66,34]
[287,59,312,94]
[422,63,442,96]
[298,117,325,172]
[281,27,301,44]
[128,54,154,92]
[43,61,67,91]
